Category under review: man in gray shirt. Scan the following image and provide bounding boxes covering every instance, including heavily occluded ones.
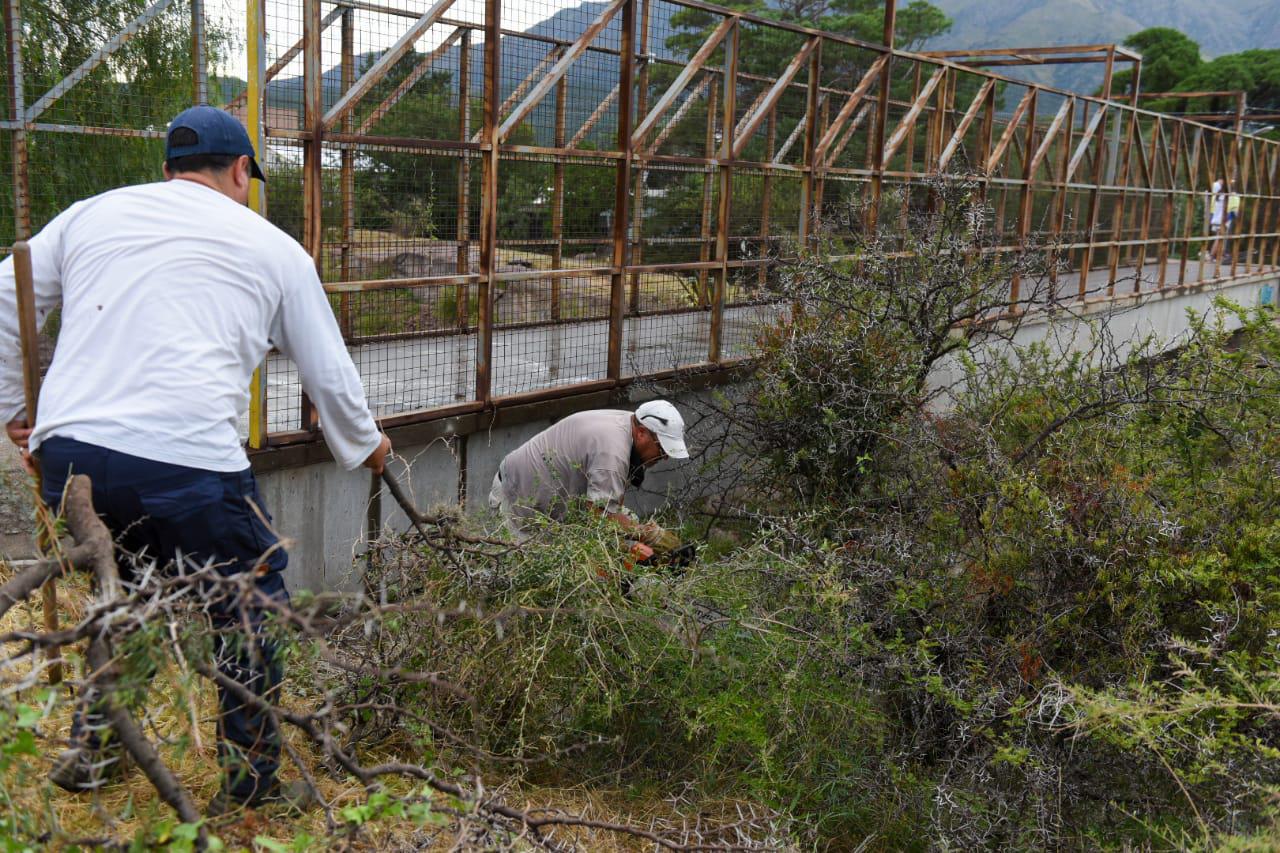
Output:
[489,400,689,545]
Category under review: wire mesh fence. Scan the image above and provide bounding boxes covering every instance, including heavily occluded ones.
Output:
[3,0,1279,448]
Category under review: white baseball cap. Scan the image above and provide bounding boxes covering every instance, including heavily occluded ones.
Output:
[635,400,689,459]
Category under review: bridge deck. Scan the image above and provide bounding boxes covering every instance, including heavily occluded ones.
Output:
[245,259,1277,437]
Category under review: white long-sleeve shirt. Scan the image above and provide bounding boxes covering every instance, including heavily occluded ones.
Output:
[0,178,381,471]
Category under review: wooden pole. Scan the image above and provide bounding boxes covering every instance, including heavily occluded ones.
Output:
[606,0,637,379]
[477,0,501,403]
[12,241,60,683]
[339,8,354,338]
[708,19,737,365]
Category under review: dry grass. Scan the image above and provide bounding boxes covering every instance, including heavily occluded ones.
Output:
[0,564,777,851]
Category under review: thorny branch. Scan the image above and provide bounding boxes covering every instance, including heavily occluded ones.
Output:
[0,475,782,851]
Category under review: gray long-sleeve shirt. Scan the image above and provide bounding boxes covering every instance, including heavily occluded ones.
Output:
[494,409,634,525]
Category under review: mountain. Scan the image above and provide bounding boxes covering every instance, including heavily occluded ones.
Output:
[922,0,1280,94]
[266,1,679,147]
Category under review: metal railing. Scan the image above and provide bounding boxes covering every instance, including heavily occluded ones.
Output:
[4,0,1279,451]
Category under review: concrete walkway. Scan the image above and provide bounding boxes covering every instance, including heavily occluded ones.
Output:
[249,259,1273,434]
[253,303,778,434]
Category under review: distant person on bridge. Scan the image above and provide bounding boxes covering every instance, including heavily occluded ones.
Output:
[489,400,690,559]
[1208,177,1229,264]
[0,106,390,815]
[1225,186,1243,264]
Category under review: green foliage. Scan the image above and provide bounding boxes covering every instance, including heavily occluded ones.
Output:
[1109,27,1203,97]
[0,1,237,237]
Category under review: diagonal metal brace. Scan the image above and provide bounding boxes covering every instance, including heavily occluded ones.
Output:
[26,0,176,123]
[936,78,994,172]
[985,87,1035,173]
[226,6,344,113]
[569,84,619,148]
[360,27,465,135]
[812,54,887,167]
[497,0,626,143]
[731,36,818,159]
[645,72,712,156]
[324,0,458,130]
[475,44,565,143]
[1064,103,1106,182]
[1026,95,1073,177]
[880,65,946,170]
[631,16,735,147]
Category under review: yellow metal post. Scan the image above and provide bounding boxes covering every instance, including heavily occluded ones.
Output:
[246,0,267,447]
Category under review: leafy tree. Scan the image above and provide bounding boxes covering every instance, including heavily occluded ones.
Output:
[1175,49,1280,116]
[1108,27,1202,97]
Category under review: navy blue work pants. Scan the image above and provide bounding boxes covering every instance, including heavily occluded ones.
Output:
[39,436,290,800]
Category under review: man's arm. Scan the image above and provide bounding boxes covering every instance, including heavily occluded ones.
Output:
[271,253,389,472]
[1,218,66,451]
[584,464,672,557]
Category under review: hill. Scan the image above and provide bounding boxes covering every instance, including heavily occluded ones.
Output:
[923,0,1280,94]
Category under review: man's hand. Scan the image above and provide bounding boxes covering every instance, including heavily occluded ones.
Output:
[5,418,37,476]
[362,433,392,475]
[6,417,31,449]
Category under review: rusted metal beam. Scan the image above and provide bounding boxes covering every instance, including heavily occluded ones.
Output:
[1075,48,1117,294]
[225,7,344,113]
[476,0,500,403]
[323,0,459,130]
[1026,96,1073,177]
[880,64,945,170]
[629,0,652,315]
[708,19,737,364]
[339,7,355,338]
[551,73,566,322]
[25,0,176,123]
[1008,89,1037,303]
[774,90,819,165]
[606,0,636,379]
[697,83,717,299]
[498,0,626,143]
[455,29,471,331]
[924,43,1141,59]
[303,1,323,268]
[568,83,619,149]
[1064,105,1106,182]
[4,0,31,240]
[631,16,735,147]
[192,0,207,103]
[935,78,994,172]
[812,54,887,166]
[300,0,324,431]
[985,88,1036,174]
[358,27,464,135]
[1047,96,1075,291]
[798,43,821,246]
[758,107,776,288]
[643,73,711,156]
[731,36,818,158]
[471,44,564,142]
[825,101,871,168]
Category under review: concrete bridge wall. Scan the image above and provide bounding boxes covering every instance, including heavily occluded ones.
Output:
[254,272,1279,592]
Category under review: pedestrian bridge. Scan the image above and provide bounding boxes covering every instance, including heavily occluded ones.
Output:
[3,0,1277,586]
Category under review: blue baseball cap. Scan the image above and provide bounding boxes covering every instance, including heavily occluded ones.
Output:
[165,105,266,181]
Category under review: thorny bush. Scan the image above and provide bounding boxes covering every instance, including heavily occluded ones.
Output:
[5,178,1280,850]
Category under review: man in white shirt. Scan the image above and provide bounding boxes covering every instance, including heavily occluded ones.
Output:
[489,400,689,554]
[0,106,390,814]
[1208,177,1228,262]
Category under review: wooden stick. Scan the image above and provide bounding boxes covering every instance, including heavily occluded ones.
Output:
[12,241,60,684]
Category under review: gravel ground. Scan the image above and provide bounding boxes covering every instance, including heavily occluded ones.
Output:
[0,440,37,560]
